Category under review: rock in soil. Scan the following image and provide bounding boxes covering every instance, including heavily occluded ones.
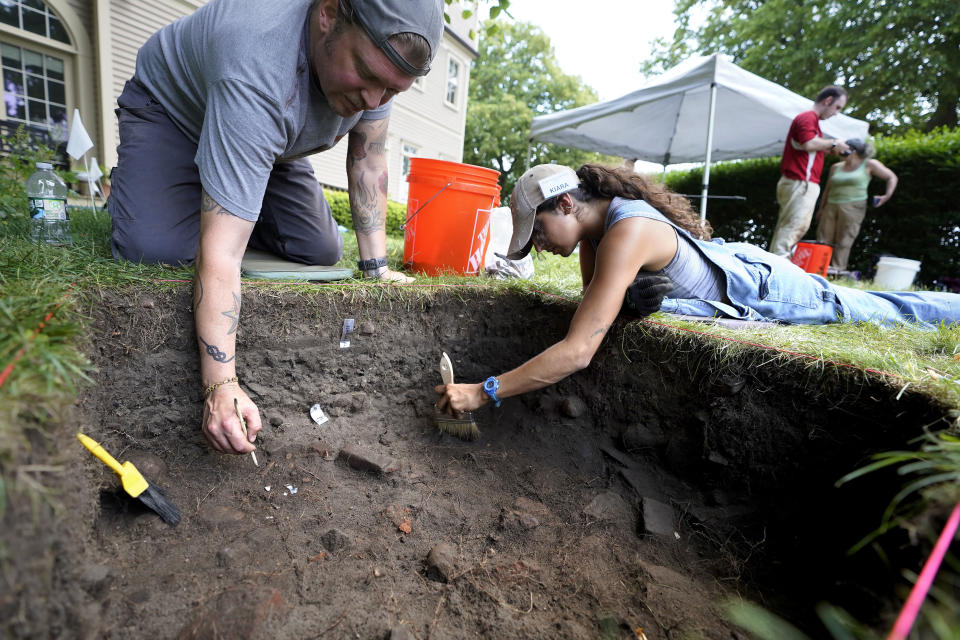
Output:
[560,395,587,418]
[641,497,677,537]
[337,443,399,474]
[426,543,458,582]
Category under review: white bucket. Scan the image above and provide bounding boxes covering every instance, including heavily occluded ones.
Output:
[873,256,921,289]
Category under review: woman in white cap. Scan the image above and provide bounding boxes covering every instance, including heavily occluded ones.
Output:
[435,163,959,415]
[815,138,898,273]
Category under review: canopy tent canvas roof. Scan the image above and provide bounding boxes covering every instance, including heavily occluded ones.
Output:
[531,54,869,164]
[530,54,869,220]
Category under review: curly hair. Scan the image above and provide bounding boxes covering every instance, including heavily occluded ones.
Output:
[539,164,712,240]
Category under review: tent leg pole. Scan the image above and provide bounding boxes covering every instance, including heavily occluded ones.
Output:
[700,81,718,226]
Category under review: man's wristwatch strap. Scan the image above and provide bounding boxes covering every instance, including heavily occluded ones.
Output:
[357,256,388,271]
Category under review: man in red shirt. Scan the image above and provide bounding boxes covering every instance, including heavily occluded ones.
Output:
[768,86,851,257]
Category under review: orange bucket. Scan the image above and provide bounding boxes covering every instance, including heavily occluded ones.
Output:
[403,158,501,276]
[791,241,833,277]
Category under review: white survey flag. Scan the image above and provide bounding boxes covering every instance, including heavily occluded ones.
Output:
[66,108,94,159]
[87,156,104,181]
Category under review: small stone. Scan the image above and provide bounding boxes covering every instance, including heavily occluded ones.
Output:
[140,297,155,309]
[622,423,667,451]
[583,492,633,526]
[358,321,375,336]
[640,497,676,537]
[559,396,587,418]
[337,444,399,475]
[350,392,369,412]
[320,528,351,553]
[245,382,270,398]
[707,451,730,466]
[518,514,540,529]
[426,543,457,583]
[269,416,283,427]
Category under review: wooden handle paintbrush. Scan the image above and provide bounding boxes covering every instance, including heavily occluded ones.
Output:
[435,352,479,441]
[77,433,181,526]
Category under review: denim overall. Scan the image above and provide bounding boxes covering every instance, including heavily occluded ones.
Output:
[608,198,960,329]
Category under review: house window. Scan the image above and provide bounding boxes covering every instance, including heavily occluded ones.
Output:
[0,0,71,44]
[2,42,66,130]
[401,143,418,177]
[445,57,460,107]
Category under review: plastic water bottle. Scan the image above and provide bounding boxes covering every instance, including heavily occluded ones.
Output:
[27,162,71,245]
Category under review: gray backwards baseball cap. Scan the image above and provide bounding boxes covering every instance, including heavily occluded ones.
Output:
[501,164,580,260]
[347,0,444,77]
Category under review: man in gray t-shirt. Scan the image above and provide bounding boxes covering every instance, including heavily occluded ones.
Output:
[108,0,442,456]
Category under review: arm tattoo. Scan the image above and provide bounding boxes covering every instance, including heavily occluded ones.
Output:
[347,131,367,172]
[201,189,234,216]
[351,169,385,235]
[590,325,611,339]
[221,291,241,335]
[198,335,235,363]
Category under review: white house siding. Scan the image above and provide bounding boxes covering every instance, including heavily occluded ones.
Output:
[101,0,201,167]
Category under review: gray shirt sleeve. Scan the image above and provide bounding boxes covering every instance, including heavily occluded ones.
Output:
[195,78,289,221]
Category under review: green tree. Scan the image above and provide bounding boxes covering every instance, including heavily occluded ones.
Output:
[644,0,959,133]
[464,20,615,196]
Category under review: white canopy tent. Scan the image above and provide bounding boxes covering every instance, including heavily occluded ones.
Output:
[530,54,869,222]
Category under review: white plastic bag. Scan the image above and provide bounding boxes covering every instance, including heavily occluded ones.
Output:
[483,206,534,279]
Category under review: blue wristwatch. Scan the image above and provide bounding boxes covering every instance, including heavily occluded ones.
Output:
[482,376,501,407]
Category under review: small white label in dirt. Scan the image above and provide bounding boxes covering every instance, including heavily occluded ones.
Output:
[310,403,329,426]
[340,318,355,348]
[538,173,575,198]
[286,484,298,495]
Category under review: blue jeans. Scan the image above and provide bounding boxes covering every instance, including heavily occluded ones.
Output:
[833,287,960,329]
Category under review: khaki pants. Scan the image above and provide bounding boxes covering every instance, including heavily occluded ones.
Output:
[816,200,867,270]
[768,176,821,257]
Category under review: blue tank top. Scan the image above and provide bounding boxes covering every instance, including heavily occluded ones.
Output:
[594,197,727,302]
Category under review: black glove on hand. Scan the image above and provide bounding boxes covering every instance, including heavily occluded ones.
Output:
[623,272,674,318]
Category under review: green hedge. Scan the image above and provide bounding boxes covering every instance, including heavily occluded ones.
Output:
[324,188,407,236]
[664,128,960,285]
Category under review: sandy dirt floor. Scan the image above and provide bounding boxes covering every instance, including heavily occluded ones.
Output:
[1,285,949,639]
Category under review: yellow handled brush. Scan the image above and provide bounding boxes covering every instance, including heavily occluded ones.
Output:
[77,433,182,526]
[434,352,480,441]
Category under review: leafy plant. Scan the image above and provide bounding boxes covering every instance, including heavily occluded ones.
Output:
[0,125,72,221]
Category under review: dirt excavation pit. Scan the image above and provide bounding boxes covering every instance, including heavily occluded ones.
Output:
[9,286,950,639]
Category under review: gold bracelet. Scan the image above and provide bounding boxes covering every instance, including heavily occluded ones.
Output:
[204,376,238,397]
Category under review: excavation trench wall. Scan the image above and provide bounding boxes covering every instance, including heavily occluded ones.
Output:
[1,286,947,639]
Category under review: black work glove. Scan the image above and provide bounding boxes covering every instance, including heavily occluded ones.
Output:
[622,272,674,318]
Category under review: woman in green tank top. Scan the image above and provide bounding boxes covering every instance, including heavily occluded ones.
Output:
[815,138,898,272]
